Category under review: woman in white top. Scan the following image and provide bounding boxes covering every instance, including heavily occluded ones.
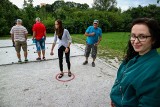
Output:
[50,19,72,78]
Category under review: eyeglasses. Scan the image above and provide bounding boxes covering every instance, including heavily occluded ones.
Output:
[130,34,152,42]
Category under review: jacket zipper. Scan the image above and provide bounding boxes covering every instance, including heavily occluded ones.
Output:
[119,70,126,107]
[120,86,124,107]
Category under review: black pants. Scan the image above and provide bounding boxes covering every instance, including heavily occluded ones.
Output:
[58,46,70,71]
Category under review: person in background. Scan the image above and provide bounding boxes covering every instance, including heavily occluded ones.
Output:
[32,17,46,60]
[10,19,28,62]
[83,20,102,67]
[50,19,72,78]
[110,18,160,107]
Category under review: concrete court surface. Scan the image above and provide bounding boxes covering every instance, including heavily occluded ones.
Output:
[0,38,117,107]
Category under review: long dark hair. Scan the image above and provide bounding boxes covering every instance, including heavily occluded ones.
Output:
[124,18,160,63]
[55,19,64,40]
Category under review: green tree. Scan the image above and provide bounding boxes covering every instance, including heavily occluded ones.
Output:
[45,4,52,13]
[124,4,160,22]
[93,0,117,11]
[28,0,33,4]
[22,0,36,33]
[0,0,20,36]
[23,0,27,7]
[51,0,65,14]
[43,17,55,33]
[65,1,76,8]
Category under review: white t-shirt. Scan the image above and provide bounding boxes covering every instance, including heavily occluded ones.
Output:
[10,25,28,42]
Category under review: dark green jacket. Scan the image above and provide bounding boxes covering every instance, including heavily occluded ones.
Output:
[110,49,160,107]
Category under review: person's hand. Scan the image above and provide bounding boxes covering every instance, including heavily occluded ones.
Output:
[32,38,35,43]
[13,42,15,47]
[94,42,98,46]
[65,47,69,53]
[111,100,115,107]
[50,51,54,55]
[90,32,95,36]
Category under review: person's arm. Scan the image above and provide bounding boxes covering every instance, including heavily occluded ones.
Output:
[84,32,95,36]
[32,25,36,40]
[11,33,15,46]
[50,32,57,55]
[44,31,46,40]
[10,27,15,46]
[43,25,46,40]
[95,28,102,46]
[65,30,72,53]
[50,43,56,55]
[32,31,36,40]
[137,66,160,106]
[84,26,95,37]
[138,81,160,106]
[24,28,28,41]
[25,33,28,41]
[65,42,71,53]
[11,34,14,43]
[95,36,102,46]
[51,42,55,51]
[67,29,72,48]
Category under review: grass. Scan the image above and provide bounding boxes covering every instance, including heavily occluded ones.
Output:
[71,32,160,61]
[71,32,130,61]
[0,36,11,40]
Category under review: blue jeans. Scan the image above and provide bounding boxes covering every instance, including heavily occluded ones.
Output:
[35,38,45,51]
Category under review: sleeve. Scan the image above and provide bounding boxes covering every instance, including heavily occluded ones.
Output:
[24,27,28,34]
[138,68,160,107]
[138,83,160,106]
[66,29,72,43]
[85,26,91,33]
[99,28,102,37]
[53,32,57,44]
[10,27,14,34]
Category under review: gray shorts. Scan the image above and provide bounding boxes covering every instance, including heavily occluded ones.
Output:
[84,44,97,58]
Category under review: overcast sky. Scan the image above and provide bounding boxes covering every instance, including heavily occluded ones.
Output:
[9,0,160,11]
[117,0,160,10]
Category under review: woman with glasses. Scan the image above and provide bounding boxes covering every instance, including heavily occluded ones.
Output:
[110,18,160,107]
[50,19,72,78]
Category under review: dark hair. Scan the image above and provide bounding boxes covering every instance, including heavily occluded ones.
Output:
[55,19,64,40]
[124,18,160,63]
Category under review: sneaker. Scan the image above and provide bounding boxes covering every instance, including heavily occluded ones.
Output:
[83,61,88,65]
[42,57,46,60]
[24,59,28,62]
[18,60,22,63]
[92,62,95,67]
[36,57,41,61]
